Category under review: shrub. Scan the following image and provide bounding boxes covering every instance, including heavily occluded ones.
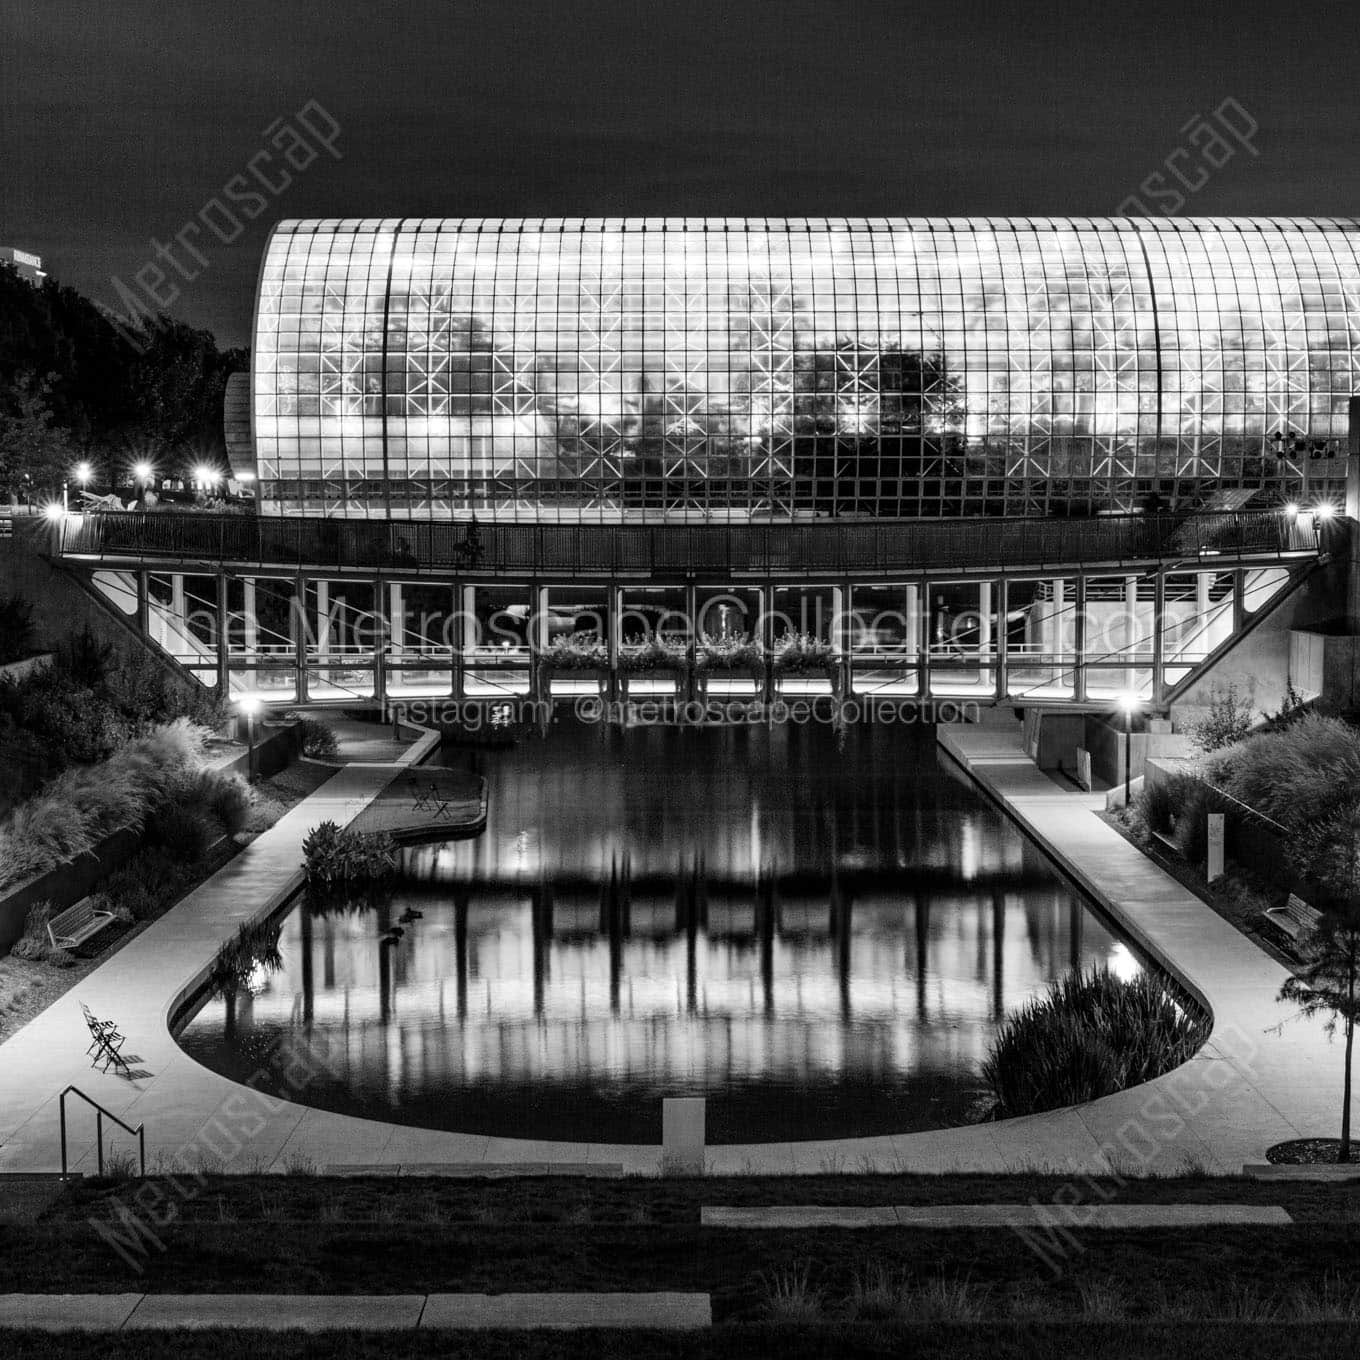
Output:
[289,715,338,760]
[45,948,76,969]
[0,595,36,664]
[146,804,218,861]
[9,937,48,962]
[56,626,112,688]
[302,820,397,884]
[174,767,254,834]
[1188,683,1254,752]
[981,966,1210,1118]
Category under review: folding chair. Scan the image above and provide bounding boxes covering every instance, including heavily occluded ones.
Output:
[80,1002,122,1056]
[92,1026,129,1073]
[406,776,434,812]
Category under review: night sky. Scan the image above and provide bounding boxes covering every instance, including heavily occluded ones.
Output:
[3,0,1359,348]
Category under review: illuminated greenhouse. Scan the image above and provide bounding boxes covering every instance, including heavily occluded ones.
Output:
[251,216,1359,521]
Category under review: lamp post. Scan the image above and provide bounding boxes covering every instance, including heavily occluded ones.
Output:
[238,697,261,782]
[1119,692,1140,808]
[132,461,155,505]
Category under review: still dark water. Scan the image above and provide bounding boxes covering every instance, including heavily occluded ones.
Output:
[176,720,1137,1143]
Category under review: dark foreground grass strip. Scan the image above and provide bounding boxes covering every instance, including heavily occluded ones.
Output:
[0,1323,1358,1360]
[42,1173,1360,1226]
[3,1224,1359,1318]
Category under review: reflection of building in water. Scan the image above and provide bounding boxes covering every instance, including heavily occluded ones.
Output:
[219,879,1125,1095]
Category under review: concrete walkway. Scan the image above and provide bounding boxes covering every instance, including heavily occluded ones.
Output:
[701,1204,1292,1228]
[0,718,442,1176]
[0,1292,712,1332]
[0,720,1344,1177]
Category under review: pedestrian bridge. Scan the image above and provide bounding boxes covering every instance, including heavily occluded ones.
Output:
[49,507,1335,715]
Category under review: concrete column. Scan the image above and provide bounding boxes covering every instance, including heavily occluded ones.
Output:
[1073,576,1086,702]
[316,580,331,654]
[1124,574,1138,692]
[388,581,405,654]
[215,572,229,695]
[242,578,258,652]
[995,577,1009,700]
[171,574,186,651]
[607,585,621,701]
[1152,570,1166,711]
[1050,579,1066,684]
[978,579,993,691]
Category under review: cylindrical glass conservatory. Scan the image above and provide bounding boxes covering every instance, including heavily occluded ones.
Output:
[251,217,1360,521]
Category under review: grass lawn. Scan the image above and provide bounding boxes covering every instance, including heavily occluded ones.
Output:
[8,1175,1360,1320]
[45,1171,1360,1226]
[0,1325,1358,1358]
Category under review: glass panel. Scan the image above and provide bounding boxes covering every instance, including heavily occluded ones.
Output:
[1006,578,1077,700]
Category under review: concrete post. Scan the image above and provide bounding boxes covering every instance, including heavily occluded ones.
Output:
[904,582,920,694]
[388,581,405,654]
[1124,574,1138,693]
[662,1097,705,1176]
[978,579,993,691]
[170,573,186,654]
[316,579,331,654]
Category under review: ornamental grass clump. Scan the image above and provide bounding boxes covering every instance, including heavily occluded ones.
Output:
[696,635,764,671]
[540,634,608,670]
[302,820,398,884]
[0,719,213,892]
[981,966,1209,1118]
[771,631,837,675]
[1203,713,1360,835]
[618,637,688,673]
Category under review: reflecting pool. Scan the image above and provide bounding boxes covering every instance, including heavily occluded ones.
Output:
[176,719,1139,1142]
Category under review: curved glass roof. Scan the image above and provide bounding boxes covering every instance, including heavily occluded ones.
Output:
[252,218,1360,520]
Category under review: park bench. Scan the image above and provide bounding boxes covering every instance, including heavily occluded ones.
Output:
[46,898,115,951]
[1264,893,1323,944]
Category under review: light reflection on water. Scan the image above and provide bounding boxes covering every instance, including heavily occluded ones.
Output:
[176,721,1135,1143]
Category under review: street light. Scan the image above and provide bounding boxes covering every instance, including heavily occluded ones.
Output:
[238,697,261,782]
[1118,691,1140,808]
[193,464,222,493]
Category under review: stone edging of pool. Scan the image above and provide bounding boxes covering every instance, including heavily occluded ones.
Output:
[0,723,1333,1177]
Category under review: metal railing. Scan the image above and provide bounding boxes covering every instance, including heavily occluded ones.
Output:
[59,1085,146,1180]
[54,508,1325,578]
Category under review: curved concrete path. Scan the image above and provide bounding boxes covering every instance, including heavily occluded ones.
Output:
[0,724,1343,1177]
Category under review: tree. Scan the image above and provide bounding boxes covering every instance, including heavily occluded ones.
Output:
[1188,683,1254,753]
[1277,799,1360,1162]
[0,371,76,501]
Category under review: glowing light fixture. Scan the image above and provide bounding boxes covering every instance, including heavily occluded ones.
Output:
[133,461,155,484]
[74,462,92,486]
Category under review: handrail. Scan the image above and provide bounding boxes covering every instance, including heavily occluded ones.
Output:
[59,1085,146,1180]
[52,507,1329,579]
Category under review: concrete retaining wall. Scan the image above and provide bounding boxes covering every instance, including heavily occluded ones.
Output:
[0,653,52,683]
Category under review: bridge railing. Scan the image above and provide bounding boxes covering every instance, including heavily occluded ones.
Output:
[55,508,1323,576]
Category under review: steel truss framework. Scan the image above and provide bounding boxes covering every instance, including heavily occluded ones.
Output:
[74,554,1315,716]
[253,217,1360,522]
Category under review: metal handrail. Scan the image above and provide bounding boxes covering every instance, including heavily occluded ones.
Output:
[53,507,1327,578]
[59,1085,146,1180]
